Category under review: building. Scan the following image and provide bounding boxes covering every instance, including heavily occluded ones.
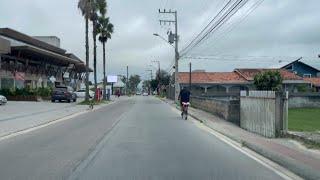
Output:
[304,77,320,92]
[270,58,320,78]
[0,28,89,90]
[178,68,309,96]
[179,71,248,96]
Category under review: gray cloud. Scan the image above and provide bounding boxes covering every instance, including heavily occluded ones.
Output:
[1,0,320,80]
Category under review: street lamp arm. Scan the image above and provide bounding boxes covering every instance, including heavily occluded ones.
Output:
[153,33,175,49]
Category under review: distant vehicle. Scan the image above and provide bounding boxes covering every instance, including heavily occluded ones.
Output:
[51,86,77,103]
[0,95,7,105]
[74,89,94,98]
[136,92,141,95]
[142,92,149,96]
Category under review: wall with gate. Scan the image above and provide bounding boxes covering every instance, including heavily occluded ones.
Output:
[240,91,288,138]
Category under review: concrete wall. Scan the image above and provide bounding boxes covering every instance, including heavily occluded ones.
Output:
[190,96,240,125]
[240,91,288,138]
[0,37,10,54]
[289,93,320,108]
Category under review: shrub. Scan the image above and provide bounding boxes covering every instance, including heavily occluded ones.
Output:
[254,71,283,91]
[0,87,52,97]
[36,87,52,97]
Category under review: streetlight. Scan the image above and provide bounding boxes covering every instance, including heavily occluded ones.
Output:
[153,33,175,48]
[153,33,180,102]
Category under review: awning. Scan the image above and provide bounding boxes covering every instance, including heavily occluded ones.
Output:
[75,63,93,73]
[11,46,79,65]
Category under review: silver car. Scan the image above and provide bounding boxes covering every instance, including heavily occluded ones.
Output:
[0,95,7,105]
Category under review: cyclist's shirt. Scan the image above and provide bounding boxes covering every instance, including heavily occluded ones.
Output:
[179,89,191,102]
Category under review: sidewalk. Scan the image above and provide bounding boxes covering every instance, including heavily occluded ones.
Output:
[0,96,120,138]
[162,98,320,180]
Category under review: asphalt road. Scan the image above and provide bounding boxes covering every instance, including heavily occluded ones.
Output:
[0,96,287,180]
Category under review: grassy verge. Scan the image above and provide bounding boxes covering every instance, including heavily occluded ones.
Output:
[288,108,320,132]
[78,100,110,106]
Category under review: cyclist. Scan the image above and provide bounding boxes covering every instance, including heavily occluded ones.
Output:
[178,87,191,117]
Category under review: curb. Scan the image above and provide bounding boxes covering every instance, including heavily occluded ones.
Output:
[160,98,320,180]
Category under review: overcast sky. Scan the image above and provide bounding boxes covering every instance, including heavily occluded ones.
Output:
[1,0,320,81]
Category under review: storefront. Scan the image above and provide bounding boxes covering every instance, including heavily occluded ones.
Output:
[0,28,88,91]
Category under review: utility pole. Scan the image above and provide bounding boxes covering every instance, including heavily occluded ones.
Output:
[126,65,129,95]
[146,69,153,95]
[152,60,160,79]
[152,60,161,95]
[158,9,179,102]
[189,62,192,92]
[146,69,153,80]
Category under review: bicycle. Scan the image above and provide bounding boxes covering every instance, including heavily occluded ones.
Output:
[89,100,94,110]
[181,102,190,120]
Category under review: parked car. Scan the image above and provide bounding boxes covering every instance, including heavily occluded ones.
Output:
[74,89,94,98]
[0,95,7,105]
[51,86,77,103]
[136,92,141,95]
[142,92,149,96]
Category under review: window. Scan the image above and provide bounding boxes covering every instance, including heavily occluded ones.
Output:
[303,74,312,78]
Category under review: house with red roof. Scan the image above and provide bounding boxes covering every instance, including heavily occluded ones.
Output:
[303,77,320,92]
[178,68,309,96]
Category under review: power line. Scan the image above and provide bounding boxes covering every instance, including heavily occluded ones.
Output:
[180,0,233,55]
[190,0,264,56]
[181,0,250,57]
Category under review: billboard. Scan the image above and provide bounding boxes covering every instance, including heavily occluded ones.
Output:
[107,75,118,83]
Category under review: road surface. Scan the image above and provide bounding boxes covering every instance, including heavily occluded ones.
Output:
[0,96,289,180]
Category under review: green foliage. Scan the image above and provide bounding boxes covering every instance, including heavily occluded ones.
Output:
[37,87,52,97]
[254,71,283,91]
[0,87,52,97]
[128,75,141,93]
[296,85,309,92]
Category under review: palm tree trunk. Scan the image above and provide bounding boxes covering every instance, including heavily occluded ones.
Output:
[85,16,90,102]
[93,22,98,100]
[102,41,106,100]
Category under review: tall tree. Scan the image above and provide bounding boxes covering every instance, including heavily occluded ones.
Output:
[97,15,114,100]
[254,71,283,91]
[90,0,106,99]
[128,75,141,93]
[78,0,92,101]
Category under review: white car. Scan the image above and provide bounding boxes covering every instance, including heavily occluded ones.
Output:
[74,89,94,98]
[142,92,149,96]
[0,95,7,105]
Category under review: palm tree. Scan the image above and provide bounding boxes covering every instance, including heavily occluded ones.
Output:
[78,0,92,101]
[90,0,106,100]
[97,16,114,99]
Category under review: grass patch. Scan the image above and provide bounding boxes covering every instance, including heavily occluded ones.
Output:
[78,100,110,106]
[289,108,320,132]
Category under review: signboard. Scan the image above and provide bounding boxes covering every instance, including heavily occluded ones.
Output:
[14,72,25,81]
[49,76,56,83]
[63,72,70,78]
[107,75,118,83]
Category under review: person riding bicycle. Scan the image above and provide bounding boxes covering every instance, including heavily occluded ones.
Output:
[178,87,191,116]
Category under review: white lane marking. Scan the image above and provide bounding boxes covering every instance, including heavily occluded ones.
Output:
[167,104,303,180]
[195,122,303,180]
[0,101,116,142]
